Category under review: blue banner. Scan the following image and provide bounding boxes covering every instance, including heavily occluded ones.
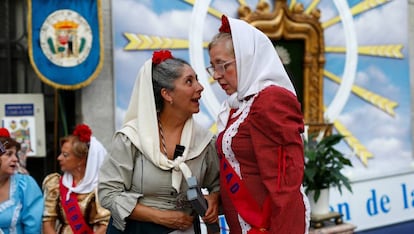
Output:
[28,0,103,90]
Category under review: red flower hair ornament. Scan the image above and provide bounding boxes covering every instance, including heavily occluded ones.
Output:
[0,128,10,138]
[219,15,231,33]
[152,50,173,65]
[73,124,92,143]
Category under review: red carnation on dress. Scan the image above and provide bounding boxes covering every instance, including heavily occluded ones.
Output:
[0,128,10,138]
[152,50,173,65]
[219,15,231,33]
[73,124,92,143]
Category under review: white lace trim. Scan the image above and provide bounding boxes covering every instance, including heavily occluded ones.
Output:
[0,176,19,234]
[301,185,311,234]
[0,177,15,212]
[9,202,21,234]
[222,95,257,234]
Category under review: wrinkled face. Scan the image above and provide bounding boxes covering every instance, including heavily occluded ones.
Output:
[57,141,85,173]
[208,39,237,95]
[167,64,204,118]
[0,146,19,176]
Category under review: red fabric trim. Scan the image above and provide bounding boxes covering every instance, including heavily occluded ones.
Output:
[59,178,94,234]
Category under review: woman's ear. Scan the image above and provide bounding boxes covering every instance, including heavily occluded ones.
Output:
[161,88,173,104]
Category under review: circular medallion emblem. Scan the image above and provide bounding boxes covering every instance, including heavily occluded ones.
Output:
[40,10,92,67]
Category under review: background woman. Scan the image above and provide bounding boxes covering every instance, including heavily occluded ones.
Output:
[207,15,310,233]
[98,50,220,234]
[0,128,44,234]
[42,124,110,234]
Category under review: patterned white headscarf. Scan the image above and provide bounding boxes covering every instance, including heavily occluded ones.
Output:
[62,136,107,201]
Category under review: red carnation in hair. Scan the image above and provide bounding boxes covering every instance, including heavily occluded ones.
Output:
[152,50,173,65]
[219,15,231,33]
[0,128,10,138]
[73,124,92,143]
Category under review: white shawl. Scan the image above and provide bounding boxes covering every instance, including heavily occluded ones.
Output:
[217,16,296,132]
[62,136,107,201]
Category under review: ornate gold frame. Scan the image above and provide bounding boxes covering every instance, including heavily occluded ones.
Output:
[238,0,326,133]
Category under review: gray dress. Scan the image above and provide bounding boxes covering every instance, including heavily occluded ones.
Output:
[98,133,220,231]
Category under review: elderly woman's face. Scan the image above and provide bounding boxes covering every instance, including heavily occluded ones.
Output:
[208,39,237,95]
[57,141,85,174]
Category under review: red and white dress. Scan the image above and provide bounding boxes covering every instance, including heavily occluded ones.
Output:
[217,85,309,234]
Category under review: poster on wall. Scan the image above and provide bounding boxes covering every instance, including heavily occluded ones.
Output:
[2,114,37,156]
[0,94,46,158]
[111,0,412,231]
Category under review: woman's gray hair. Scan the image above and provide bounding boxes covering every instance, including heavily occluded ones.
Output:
[152,57,190,112]
[208,32,234,57]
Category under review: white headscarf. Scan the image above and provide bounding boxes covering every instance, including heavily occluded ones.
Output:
[217,16,296,132]
[120,59,213,192]
[62,136,107,201]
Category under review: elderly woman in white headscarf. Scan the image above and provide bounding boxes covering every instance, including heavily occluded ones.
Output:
[42,124,110,234]
[98,50,220,234]
[207,15,310,234]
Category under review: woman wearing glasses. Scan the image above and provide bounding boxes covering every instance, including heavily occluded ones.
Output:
[207,15,310,233]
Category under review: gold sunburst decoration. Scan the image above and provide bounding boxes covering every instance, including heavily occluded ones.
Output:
[122,0,403,166]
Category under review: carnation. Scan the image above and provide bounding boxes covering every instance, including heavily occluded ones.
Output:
[73,124,92,143]
[0,128,10,138]
[152,50,173,65]
[219,15,231,33]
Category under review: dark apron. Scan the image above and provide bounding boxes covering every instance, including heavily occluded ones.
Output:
[106,216,201,234]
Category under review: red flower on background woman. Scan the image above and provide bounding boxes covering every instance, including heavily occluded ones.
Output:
[73,124,92,143]
[152,50,173,65]
[0,128,10,138]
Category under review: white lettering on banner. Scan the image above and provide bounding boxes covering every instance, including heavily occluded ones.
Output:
[329,172,414,231]
[199,172,414,233]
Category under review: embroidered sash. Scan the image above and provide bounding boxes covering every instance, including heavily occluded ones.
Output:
[218,148,272,233]
[59,178,94,234]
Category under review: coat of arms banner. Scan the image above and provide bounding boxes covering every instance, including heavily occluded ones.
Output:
[28,0,103,90]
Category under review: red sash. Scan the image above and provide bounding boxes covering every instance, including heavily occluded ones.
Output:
[59,178,94,234]
[219,151,272,233]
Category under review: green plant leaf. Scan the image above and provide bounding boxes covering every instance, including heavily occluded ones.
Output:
[303,133,353,198]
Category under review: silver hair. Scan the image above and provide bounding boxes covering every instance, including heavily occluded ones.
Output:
[152,58,190,112]
[208,32,234,57]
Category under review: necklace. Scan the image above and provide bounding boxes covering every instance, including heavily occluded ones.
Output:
[158,119,168,156]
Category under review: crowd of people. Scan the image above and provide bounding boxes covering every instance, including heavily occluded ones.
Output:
[0,14,310,234]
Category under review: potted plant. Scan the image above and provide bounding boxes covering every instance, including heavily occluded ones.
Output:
[303,132,353,215]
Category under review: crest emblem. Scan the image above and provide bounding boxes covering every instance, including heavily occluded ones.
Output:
[40,10,92,67]
[28,0,103,90]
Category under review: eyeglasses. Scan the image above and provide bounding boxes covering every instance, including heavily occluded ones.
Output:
[206,60,235,77]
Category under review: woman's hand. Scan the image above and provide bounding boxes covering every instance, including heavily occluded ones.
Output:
[130,204,193,231]
[202,192,220,224]
[156,210,194,230]
[94,224,108,234]
[42,221,57,234]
